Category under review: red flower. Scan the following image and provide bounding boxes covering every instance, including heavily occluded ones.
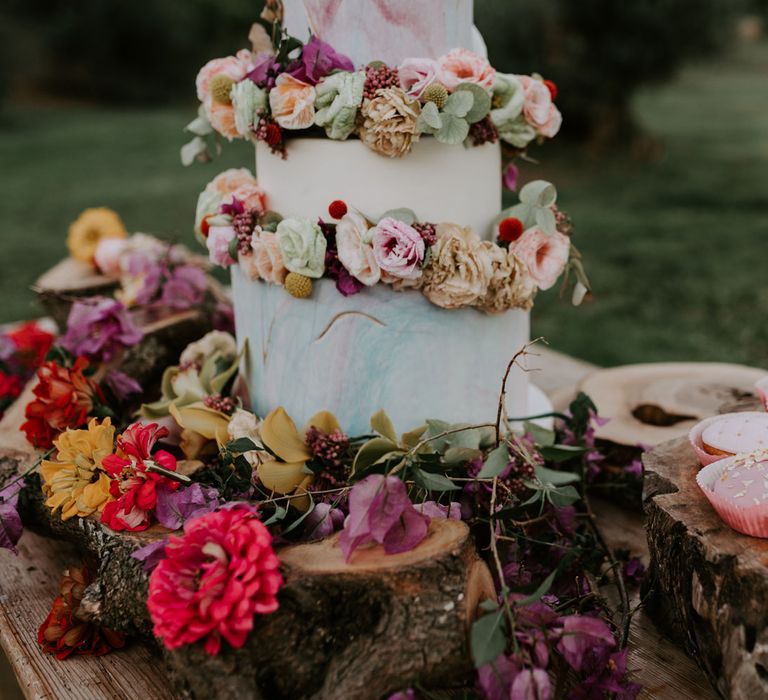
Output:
[101,422,179,531]
[264,122,282,146]
[328,200,348,220]
[498,217,525,244]
[543,79,558,101]
[147,504,282,655]
[20,357,103,449]
[7,322,55,369]
[38,566,124,660]
[0,371,22,402]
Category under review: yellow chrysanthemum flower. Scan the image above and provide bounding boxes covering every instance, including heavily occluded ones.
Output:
[66,207,127,264]
[40,418,116,521]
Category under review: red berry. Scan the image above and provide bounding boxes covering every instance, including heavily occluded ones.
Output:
[265,123,282,146]
[200,216,211,238]
[543,79,557,101]
[328,200,348,219]
[498,217,524,244]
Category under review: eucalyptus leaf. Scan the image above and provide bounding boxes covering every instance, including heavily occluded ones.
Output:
[443,90,474,118]
[416,112,439,135]
[421,100,443,129]
[435,114,470,145]
[519,180,557,208]
[227,235,240,261]
[455,83,492,124]
[378,208,417,226]
[470,608,507,668]
[477,444,510,479]
[370,409,398,443]
[535,207,558,237]
[413,469,461,492]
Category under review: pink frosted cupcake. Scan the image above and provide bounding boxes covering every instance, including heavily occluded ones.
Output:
[697,450,768,537]
[689,412,768,467]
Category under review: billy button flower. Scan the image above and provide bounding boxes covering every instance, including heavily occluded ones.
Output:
[497,216,524,246]
[328,200,348,220]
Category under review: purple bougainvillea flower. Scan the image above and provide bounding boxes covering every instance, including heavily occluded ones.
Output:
[0,479,24,554]
[304,502,345,541]
[502,163,519,191]
[104,369,142,400]
[247,52,283,88]
[414,500,461,520]
[160,264,208,310]
[386,690,416,700]
[510,668,552,700]
[60,297,144,363]
[339,475,430,561]
[154,483,221,531]
[132,539,169,573]
[556,615,616,672]
[477,655,519,700]
[288,36,355,85]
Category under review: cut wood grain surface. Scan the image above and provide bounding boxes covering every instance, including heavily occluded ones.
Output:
[0,347,720,699]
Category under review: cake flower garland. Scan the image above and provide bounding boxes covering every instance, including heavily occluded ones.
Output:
[195,168,590,309]
[183,26,561,164]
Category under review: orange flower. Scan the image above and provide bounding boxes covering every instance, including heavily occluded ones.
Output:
[268,74,316,130]
[38,566,124,660]
[208,103,240,141]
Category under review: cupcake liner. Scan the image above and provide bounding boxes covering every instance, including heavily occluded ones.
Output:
[696,456,768,538]
[756,376,768,412]
[688,411,768,467]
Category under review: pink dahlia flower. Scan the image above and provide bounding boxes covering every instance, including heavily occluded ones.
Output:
[147,504,283,655]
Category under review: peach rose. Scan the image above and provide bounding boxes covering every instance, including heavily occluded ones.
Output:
[438,48,495,92]
[508,227,570,291]
[196,50,255,104]
[208,103,240,141]
[205,168,258,196]
[421,223,491,309]
[250,230,287,285]
[336,211,380,286]
[519,76,561,138]
[268,74,316,130]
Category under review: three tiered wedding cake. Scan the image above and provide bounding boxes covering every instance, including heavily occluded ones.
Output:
[191,0,581,434]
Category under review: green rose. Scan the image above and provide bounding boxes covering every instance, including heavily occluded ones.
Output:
[490,73,534,148]
[232,80,267,137]
[276,217,327,278]
[314,71,365,140]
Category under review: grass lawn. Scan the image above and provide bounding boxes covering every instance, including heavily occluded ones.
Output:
[1,41,767,368]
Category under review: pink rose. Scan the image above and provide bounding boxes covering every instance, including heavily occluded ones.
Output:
[519,76,559,134]
[195,50,255,104]
[205,168,258,196]
[509,227,570,291]
[398,57,439,98]
[539,104,562,138]
[94,238,129,278]
[247,231,287,284]
[206,226,236,268]
[372,217,425,281]
[437,48,495,92]
[268,74,316,130]
[336,211,380,286]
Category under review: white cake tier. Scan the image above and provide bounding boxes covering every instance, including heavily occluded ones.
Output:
[256,138,502,240]
[232,267,530,436]
[283,0,475,66]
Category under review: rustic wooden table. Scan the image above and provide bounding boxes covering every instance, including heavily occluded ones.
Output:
[0,347,718,700]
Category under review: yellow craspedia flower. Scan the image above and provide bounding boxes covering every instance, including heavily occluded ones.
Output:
[67,207,127,264]
[40,418,116,521]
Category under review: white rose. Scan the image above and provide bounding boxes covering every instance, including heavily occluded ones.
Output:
[335,211,380,286]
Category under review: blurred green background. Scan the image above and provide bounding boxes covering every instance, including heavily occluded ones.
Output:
[0,0,767,368]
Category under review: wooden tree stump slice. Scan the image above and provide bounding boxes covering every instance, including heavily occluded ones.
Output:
[580,362,765,447]
[643,437,768,699]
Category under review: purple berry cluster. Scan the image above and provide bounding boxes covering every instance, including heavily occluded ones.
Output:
[413,222,437,247]
[203,394,237,415]
[363,64,400,101]
[233,210,257,256]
